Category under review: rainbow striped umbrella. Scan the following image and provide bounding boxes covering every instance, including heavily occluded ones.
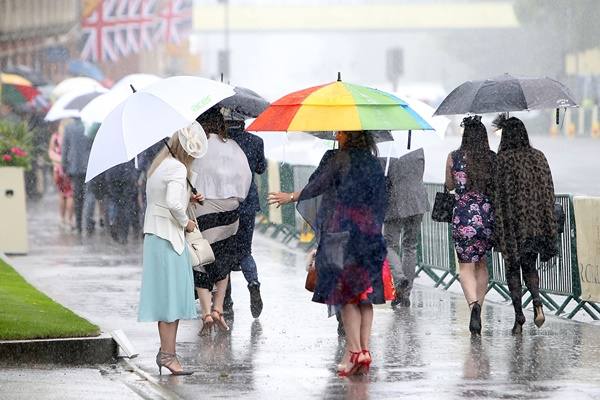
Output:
[0,73,42,106]
[247,76,433,132]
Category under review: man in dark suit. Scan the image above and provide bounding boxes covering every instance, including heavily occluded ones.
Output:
[381,148,430,307]
[224,115,267,318]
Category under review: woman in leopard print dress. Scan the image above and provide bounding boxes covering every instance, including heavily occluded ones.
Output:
[493,115,558,335]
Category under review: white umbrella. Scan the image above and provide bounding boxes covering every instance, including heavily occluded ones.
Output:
[51,77,105,101]
[80,73,161,124]
[44,88,107,121]
[85,76,235,182]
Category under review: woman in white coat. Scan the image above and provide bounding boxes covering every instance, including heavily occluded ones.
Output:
[192,107,251,335]
[138,122,207,375]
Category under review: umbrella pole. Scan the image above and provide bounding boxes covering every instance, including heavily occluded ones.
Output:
[384,139,393,177]
[407,130,412,150]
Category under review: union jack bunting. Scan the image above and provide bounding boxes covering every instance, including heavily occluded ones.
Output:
[155,0,193,45]
[80,0,193,63]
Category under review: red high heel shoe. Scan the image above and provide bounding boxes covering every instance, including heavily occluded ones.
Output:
[358,350,372,374]
[337,351,362,377]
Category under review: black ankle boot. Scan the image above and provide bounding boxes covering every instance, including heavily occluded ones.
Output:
[469,302,482,335]
[248,281,263,319]
[512,314,526,335]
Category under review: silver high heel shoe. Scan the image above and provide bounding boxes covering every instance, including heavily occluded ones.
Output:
[156,350,193,376]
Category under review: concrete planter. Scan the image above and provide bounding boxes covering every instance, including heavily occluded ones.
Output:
[0,167,28,254]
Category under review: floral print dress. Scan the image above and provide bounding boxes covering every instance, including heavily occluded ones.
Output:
[450,151,494,263]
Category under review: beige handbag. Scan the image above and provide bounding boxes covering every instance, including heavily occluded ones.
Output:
[186,207,215,268]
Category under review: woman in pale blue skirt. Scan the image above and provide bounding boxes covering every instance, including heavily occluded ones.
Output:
[138,234,197,322]
[137,122,208,376]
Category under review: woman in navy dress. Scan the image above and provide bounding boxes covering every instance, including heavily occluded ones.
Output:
[444,116,496,335]
[269,131,387,377]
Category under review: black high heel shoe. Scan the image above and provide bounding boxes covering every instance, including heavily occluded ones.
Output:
[469,302,482,335]
[534,304,545,328]
[511,314,526,335]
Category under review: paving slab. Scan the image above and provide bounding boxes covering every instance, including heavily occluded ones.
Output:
[0,366,145,400]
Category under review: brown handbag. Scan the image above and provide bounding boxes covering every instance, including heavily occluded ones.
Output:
[305,252,317,292]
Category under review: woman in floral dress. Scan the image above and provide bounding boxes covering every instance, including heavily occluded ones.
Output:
[445,116,496,335]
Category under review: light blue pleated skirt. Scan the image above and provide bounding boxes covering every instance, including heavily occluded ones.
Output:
[138,234,198,322]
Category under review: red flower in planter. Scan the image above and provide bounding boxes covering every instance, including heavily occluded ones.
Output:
[10,147,27,157]
[2,154,13,162]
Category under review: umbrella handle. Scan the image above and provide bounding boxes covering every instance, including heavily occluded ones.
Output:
[407,130,412,150]
[556,108,560,125]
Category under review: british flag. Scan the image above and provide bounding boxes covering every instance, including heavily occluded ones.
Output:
[155,0,193,45]
[80,0,193,63]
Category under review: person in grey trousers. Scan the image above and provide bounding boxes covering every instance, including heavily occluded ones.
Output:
[382,148,430,307]
[61,119,91,234]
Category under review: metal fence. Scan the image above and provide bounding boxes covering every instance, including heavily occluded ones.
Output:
[416,183,458,289]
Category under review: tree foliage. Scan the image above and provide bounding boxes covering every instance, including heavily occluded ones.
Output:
[514,0,600,52]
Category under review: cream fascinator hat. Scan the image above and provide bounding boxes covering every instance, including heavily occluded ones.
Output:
[178,121,208,159]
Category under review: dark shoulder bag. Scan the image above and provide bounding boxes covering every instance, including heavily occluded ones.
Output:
[432,186,455,223]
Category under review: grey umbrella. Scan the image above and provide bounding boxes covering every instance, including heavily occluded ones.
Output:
[220,86,269,119]
[434,74,578,116]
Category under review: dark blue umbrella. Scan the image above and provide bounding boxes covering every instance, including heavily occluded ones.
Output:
[434,74,578,116]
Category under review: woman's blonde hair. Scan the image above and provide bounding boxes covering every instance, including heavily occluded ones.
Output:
[147,129,195,177]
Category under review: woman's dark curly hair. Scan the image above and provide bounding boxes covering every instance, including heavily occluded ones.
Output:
[340,131,378,156]
[196,105,228,141]
[494,113,530,153]
[459,115,495,194]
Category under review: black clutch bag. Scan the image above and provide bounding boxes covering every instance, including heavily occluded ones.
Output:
[432,187,455,223]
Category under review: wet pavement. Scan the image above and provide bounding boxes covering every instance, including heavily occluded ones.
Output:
[3,193,600,399]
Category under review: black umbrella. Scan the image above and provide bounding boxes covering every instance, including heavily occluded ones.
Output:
[219,86,269,119]
[434,74,578,116]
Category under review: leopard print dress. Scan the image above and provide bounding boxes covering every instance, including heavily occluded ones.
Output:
[494,147,558,263]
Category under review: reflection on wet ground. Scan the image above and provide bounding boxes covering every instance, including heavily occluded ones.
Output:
[8,195,600,399]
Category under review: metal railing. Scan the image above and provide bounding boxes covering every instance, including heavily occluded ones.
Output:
[416,183,458,289]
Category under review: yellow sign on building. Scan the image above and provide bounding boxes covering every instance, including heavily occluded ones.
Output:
[194,3,518,31]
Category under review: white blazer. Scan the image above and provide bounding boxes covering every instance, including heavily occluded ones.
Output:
[143,157,192,255]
